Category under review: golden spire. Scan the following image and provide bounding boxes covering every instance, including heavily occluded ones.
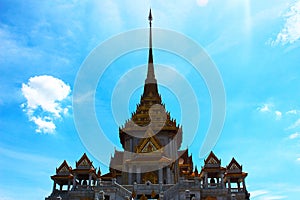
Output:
[144,8,158,97]
[146,8,155,84]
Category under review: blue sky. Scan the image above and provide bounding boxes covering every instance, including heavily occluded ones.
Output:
[1,0,300,199]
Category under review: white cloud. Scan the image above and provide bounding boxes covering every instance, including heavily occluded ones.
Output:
[297,158,300,161]
[286,109,299,115]
[275,110,282,120]
[258,195,287,200]
[251,190,268,198]
[258,104,272,112]
[288,118,300,130]
[30,116,56,134]
[251,189,287,200]
[22,75,70,117]
[289,132,300,139]
[257,104,284,120]
[21,75,71,133]
[271,0,300,45]
[196,0,208,7]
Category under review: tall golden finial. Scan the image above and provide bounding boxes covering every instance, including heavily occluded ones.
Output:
[146,8,155,83]
[143,8,159,98]
[148,8,153,24]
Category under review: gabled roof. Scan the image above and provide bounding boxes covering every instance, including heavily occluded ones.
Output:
[224,158,248,179]
[226,157,242,173]
[51,160,73,183]
[56,160,72,175]
[204,151,221,167]
[76,153,93,168]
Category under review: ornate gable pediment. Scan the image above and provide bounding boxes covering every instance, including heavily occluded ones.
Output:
[56,160,71,175]
[227,158,242,172]
[141,140,158,152]
[207,157,218,164]
[59,166,69,173]
[136,128,162,153]
[229,163,239,170]
[137,137,161,153]
[79,158,89,166]
[76,153,93,168]
[204,151,221,167]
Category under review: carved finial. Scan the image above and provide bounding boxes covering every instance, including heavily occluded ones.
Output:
[148,8,153,22]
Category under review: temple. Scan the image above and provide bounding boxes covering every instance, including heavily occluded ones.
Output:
[46,10,250,200]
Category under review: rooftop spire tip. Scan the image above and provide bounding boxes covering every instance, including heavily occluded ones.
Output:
[148,9,153,22]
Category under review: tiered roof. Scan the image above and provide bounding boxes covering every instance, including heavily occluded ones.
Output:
[51,160,73,185]
[225,158,248,179]
[118,9,182,150]
[74,153,95,171]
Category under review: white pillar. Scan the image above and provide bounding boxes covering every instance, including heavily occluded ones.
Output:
[159,167,163,184]
[99,190,105,200]
[137,167,141,183]
[221,174,225,189]
[204,172,208,188]
[167,167,171,184]
[89,173,92,187]
[128,167,132,184]
[185,190,190,200]
[168,138,173,158]
[129,139,133,152]
[72,174,77,190]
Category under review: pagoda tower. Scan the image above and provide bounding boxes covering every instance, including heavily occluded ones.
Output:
[109,9,187,186]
